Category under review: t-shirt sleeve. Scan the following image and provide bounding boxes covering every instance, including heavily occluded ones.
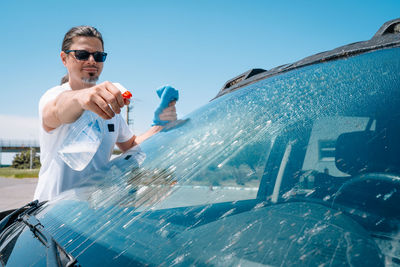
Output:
[38,85,69,125]
[116,115,134,143]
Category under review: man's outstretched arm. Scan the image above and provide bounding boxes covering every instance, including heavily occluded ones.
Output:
[117,103,177,152]
[42,81,127,132]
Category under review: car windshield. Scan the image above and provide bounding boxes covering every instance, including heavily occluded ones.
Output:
[38,47,400,266]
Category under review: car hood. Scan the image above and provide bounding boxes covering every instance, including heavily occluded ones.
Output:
[1,197,383,266]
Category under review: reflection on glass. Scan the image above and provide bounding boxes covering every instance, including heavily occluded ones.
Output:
[29,47,400,266]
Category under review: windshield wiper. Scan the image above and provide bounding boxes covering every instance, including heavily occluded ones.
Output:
[0,200,42,233]
[19,213,79,267]
[0,200,78,266]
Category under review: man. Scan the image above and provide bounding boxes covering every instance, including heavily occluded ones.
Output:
[34,26,177,201]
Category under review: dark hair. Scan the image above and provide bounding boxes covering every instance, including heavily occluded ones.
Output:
[60,26,104,85]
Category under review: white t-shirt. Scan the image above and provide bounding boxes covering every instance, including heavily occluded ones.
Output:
[34,83,134,201]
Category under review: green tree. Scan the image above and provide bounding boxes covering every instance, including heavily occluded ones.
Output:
[11,149,41,169]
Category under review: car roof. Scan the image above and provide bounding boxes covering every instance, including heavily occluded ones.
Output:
[213,18,400,100]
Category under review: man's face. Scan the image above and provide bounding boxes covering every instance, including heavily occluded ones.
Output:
[61,36,104,89]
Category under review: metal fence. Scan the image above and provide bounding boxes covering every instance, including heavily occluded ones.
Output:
[0,139,40,166]
[0,139,40,155]
[0,139,39,148]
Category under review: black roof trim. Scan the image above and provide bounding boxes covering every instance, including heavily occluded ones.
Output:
[219,68,267,93]
[213,18,400,100]
[373,18,400,38]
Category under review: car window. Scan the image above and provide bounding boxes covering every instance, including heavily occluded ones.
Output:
[302,116,376,177]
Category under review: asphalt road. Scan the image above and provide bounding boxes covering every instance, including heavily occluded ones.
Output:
[0,177,37,212]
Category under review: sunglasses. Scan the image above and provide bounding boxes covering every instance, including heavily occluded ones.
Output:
[64,50,107,62]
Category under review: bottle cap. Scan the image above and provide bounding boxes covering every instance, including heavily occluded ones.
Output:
[113,83,132,99]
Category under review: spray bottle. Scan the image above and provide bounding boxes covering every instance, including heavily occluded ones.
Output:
[58,83,132,171]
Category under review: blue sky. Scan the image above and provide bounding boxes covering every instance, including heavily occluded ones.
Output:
[0,0,399,142]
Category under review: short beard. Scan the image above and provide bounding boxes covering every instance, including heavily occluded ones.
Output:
[81,75,99,85]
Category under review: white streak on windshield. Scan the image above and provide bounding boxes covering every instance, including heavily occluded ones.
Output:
[271,141,294,203]
[383,189,396,201]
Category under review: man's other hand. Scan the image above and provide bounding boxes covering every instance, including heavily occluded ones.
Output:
[159,101,177,122]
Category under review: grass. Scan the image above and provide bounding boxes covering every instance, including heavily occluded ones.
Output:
[0,167,39,178]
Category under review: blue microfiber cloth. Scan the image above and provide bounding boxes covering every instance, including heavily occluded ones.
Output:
[152,85,179,126]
